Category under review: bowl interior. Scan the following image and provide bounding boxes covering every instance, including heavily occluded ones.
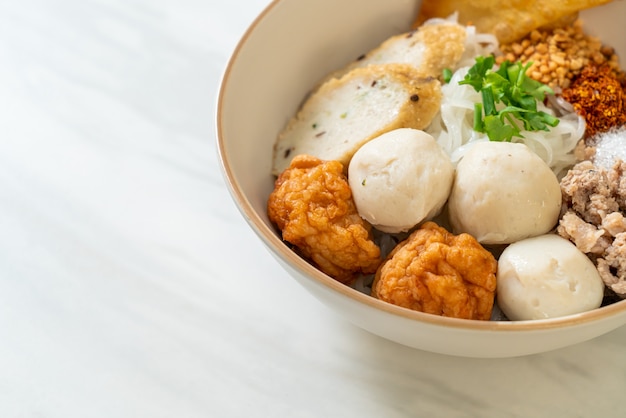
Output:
[217,0,626,355]
[219,0,422,212]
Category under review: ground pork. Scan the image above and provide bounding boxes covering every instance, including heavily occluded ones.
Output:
[557,155,626,298]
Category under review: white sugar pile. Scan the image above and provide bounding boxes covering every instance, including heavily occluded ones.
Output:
[593,126,626,169]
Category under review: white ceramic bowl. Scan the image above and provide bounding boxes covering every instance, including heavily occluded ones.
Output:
[217,0,626,357]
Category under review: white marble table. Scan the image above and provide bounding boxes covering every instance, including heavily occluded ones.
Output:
[1,1,625,416]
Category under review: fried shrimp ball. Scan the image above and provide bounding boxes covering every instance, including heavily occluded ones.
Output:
[267,154,382,283]
[371,222,497,320]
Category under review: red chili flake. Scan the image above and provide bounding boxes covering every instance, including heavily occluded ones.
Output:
[561,64,626,138]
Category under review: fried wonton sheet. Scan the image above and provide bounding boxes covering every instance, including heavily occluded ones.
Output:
[413,0,614,44]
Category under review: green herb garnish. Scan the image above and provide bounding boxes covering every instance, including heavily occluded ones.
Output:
[459,56,559,142]
[442,68,453,84]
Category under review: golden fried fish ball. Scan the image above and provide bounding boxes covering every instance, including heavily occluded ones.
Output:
[268,154,382,283]
[372,222,497,320]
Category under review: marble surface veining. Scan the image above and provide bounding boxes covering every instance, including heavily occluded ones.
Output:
[0,1,625,417]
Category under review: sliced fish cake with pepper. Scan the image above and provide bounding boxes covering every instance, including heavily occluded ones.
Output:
[271,63,442,176]
[322,20,467,85]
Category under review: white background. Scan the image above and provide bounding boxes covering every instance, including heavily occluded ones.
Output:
[1,1,625,417]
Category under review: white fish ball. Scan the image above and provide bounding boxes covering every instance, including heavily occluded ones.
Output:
[348,128,454,233]
[497,234,605,320]
[448,141,561,244]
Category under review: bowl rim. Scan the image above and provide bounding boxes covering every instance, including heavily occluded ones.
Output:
[215,0,626,333]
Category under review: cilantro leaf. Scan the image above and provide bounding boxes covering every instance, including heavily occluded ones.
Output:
[459,55,495,91]
[484,115,519,142]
